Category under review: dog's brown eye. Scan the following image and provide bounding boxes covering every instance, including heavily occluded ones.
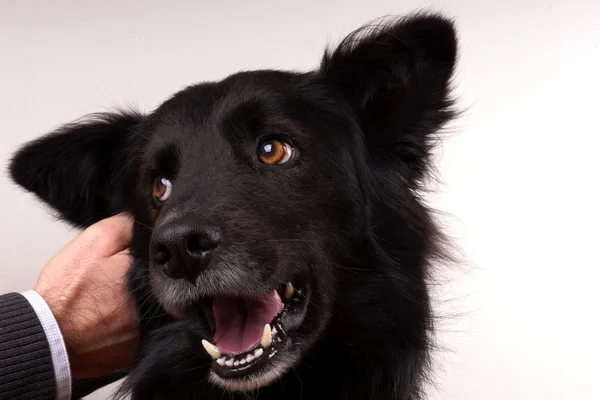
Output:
[258,139,293,165]
[152,177,172,201]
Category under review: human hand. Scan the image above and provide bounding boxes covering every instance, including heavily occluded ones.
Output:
[34,213,139,379]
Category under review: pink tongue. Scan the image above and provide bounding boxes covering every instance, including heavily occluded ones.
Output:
[212,290,283,354]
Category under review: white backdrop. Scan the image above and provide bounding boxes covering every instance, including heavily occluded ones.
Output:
[1,1,599,399]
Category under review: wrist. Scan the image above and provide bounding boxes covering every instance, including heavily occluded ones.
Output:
[20,290,72,400]
[35,285,88,377]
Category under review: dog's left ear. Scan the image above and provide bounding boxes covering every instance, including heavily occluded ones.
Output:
[9,111,145,228]
[319,13,458,185]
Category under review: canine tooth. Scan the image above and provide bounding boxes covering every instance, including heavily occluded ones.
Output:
[284,282,295,300]
[201,340,221,360]
[254,348,264,357]
[225,358,234,367]
[216,357,226,366]
[261,324,272,348]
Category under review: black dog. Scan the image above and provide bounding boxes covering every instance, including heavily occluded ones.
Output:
[9,11,459,400]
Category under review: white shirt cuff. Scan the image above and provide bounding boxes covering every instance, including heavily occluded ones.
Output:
[21,290,72,400]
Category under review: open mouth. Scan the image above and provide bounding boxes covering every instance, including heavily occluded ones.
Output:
[199,280,310,387]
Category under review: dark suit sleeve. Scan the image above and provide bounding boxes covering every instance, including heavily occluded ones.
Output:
[0,292,57,400]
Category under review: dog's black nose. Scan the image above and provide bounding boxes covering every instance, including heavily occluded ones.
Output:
[151,221,221,283]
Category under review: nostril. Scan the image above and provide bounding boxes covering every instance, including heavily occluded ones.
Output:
[186,228,220,255]
[154,245,171,264]
[186,236,203,254]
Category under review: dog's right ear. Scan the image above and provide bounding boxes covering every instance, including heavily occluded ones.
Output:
[9,110,146,228]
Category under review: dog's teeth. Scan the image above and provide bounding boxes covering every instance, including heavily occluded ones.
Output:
[234,360,240,366]
[216,357,226,366]
[225,358,234,367]
[254,348,264,357]
[261,324,272,348]
[201,339,221,360]
[246,354,255,362]
[284,282,295,300]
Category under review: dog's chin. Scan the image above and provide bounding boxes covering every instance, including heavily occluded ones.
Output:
[149,268,318,392]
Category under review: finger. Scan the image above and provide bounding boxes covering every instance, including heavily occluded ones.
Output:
[117,247,132,256]
[107,253,134,274]
[94,213,134,253]
[111,213,134,250]
[111,212,134,226]
[113,253,134,271]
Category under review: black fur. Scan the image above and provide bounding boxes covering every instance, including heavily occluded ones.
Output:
[8,12,459,400]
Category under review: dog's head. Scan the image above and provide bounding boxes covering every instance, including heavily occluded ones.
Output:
[9,13,457,393]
